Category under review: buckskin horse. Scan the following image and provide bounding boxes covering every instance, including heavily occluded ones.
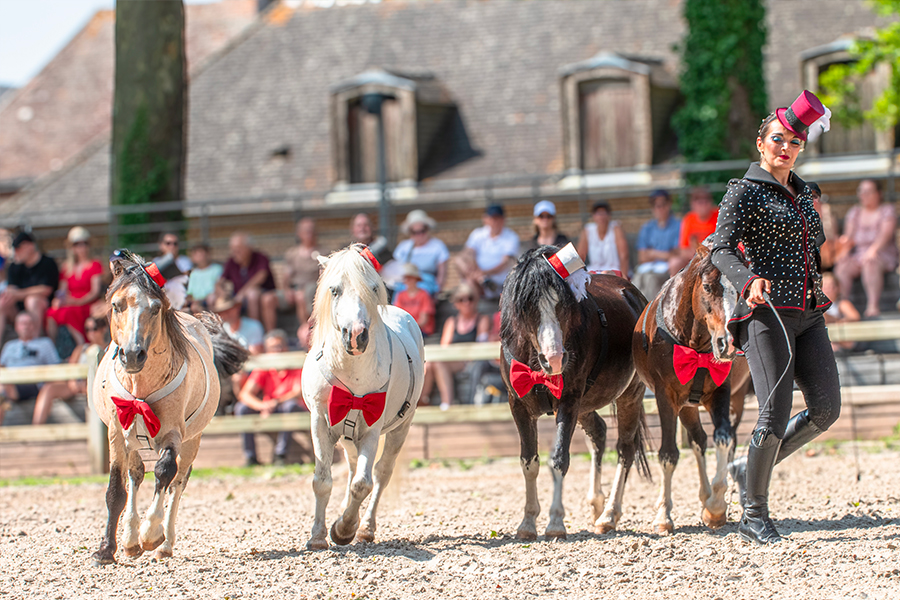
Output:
[301,244,425,549]
[500,244,650,539]
[92,250,248,564]
[633,242,751,533]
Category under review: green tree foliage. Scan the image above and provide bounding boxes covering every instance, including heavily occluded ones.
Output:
[111,1,186,249]
[819,0,900,132]
[673,0,769,186]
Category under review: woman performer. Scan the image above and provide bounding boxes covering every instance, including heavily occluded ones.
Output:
[710,90,841,545]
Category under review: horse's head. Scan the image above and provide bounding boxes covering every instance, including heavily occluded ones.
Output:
[312,244,388,357]
[684,243,738,362]
[501,246,587,375]
[107,251,177,373]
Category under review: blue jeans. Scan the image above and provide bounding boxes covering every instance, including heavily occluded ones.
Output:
[234,399,304,459]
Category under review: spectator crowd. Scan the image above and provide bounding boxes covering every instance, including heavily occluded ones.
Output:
[1,179,896,435]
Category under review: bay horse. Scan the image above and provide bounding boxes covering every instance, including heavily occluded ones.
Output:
[92,250,248,564]
[632,242,751,534]
[301,244,425,549]
[500,244,650,540]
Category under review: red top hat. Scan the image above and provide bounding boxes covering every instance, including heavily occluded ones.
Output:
[775,90,826,142]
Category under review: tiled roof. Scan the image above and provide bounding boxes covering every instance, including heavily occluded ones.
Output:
[3,0,883,227]
[0,0,257,185]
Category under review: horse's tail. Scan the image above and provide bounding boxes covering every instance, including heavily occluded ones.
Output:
[198,312,249,377]
[633,399,652,481]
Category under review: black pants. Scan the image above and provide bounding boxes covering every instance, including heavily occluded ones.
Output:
[738,306,841,436]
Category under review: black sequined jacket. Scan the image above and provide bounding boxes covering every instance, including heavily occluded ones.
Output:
[710,163,832,334]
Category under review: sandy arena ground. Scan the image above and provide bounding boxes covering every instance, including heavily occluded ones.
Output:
[1,446,899,600]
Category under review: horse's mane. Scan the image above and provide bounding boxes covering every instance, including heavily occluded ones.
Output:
[500,246,581,343]
[311,244,388,360]
[107,250,190,364]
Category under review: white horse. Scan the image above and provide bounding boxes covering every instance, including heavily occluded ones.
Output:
[301,244,425,549]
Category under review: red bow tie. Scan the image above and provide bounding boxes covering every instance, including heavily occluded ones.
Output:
[328,386,387,427]
[509,359,564,399]
[672,345,732,387]
[111,396,161,438]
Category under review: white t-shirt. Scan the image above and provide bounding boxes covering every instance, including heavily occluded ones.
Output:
[464,226,520,287]
[224,317,264,350]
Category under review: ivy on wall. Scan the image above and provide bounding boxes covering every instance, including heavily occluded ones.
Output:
[819,0,900,132]
[672,0,769,188]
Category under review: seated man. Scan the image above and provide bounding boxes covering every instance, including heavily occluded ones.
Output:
[633,190,681,301]
[236,329,306,466]
[671,186,719,273]
[350,213,392,267]
[220,232,275,326]
[0,311,61,426]
[261,218,322,332]
[0,232,59,337]
[453,204,519,299]
[153,232,192,311]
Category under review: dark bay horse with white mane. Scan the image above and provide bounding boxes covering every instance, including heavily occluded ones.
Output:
[92,251,248,564]
[632,242,750,533]
[501,244,650,539]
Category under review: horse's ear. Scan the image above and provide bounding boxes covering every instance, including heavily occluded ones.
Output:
[695,244,710,258]
[110,256,127,279]
[317,255,329,268]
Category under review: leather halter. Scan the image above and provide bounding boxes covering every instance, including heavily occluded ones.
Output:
[318,327,415,441]
[641,299,717,405]
[108,334,213,446]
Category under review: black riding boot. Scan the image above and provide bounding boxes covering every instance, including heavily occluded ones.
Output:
[730,410,824,509]
[738,428,783,545]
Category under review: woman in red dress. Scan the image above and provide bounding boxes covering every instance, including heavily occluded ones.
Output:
[46,226,103,344]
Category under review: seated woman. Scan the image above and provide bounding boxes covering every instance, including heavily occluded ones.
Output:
[834,179,898,317]
[576,201,629,277]
[390,210,449,298]
[418,283,491,410]
[46,227,103,348]
[519,200,570,255]
[32,316,109,425]
[821,272,860,353]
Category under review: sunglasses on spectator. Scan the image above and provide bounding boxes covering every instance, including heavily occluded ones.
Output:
[409,228,429,235]
[536,213,554,219]
[454,296,475,303]
[85,326,99,332]
[72,241,89,247]
[162,240,179,246]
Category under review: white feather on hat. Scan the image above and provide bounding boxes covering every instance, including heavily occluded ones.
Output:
[806,106,832,144]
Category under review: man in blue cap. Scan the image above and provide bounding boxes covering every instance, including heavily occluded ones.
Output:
[453,204,519,299]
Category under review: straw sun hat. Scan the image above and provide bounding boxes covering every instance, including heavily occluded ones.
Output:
[400,210,437,235]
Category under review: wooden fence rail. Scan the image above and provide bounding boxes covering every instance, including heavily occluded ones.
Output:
[3,323,900,475]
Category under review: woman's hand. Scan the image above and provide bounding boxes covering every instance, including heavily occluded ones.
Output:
[745,277,772,309]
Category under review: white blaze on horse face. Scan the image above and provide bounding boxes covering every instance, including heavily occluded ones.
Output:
[335,286,370,355]
[537,290,565,374]
[566,269,590,302]
[719,273,738,356]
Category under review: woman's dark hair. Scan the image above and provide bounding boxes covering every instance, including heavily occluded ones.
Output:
[757,113,779,139]
[591,201,612,214]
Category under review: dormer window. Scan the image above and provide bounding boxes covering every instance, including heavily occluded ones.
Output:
[802,38,896,155]
[331,69,473,186]
[560,53,679,171]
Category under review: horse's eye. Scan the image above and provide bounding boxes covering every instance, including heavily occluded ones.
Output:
[703,284,712,293]
[330,286,341,297]
[150,303,161,315]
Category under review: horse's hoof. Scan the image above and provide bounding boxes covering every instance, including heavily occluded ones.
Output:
[122,545,143,558]
[151,547,173,561]
[91,550,116,566]
[307,538,329,551]
[544,529,567,540]
[702,507,727,529]
[654,522,674,535]
[140,536,164,552]
[330,522,357,546]
[355,528,375,543]
[595,521,616,535]
[516,527,537,541]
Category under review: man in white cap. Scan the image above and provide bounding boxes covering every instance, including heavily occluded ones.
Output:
[454,204,519,299]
